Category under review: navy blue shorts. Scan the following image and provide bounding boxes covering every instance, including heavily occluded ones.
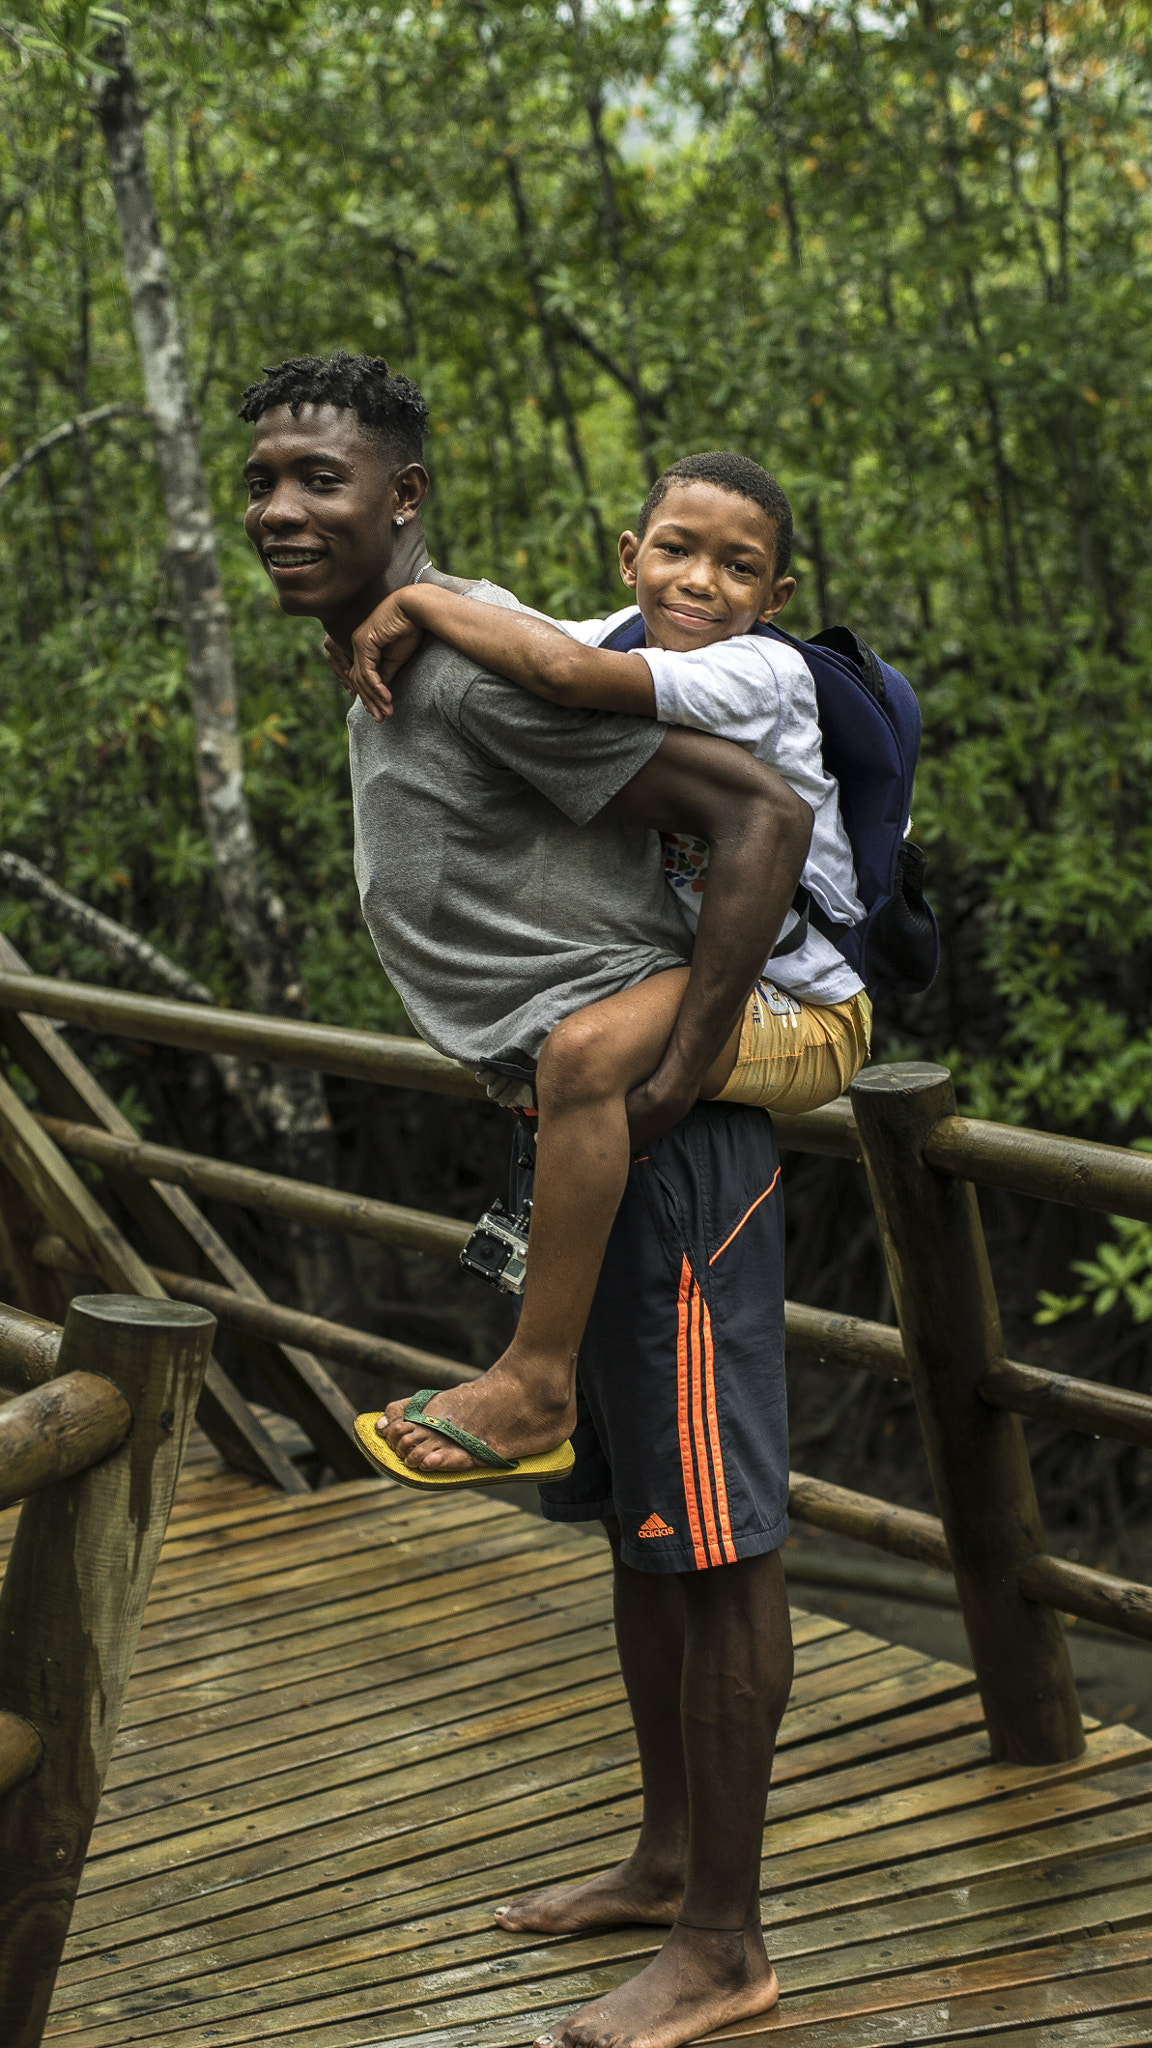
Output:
[512,1101,789,1575]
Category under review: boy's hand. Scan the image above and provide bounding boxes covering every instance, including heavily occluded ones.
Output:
[343,593,425,722]
[624,1069,696,1152]
[323,633,353,690]
[323,627,404,721]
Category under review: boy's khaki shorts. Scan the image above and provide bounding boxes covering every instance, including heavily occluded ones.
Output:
[715,980,872,1116]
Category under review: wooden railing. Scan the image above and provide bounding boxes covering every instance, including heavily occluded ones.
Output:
[0,1292,215,2048]
[2,967,1152,1773]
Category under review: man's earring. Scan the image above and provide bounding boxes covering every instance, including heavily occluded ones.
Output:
[394,515,406,527]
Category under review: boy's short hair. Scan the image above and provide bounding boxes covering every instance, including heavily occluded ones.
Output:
[237,352,429,470]
[637,452,793,578]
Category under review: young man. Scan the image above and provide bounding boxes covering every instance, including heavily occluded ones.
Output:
[240,351,809,2048]
[338,453,870,1490]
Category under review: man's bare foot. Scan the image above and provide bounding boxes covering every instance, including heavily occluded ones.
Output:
[380,1354,576,1473]
[533,1925,779,2048]
[494,1856,684,1934]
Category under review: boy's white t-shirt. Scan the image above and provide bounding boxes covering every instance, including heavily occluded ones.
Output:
[558,605,865,1008]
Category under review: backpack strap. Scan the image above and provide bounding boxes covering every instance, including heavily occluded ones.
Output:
[808,625,887,704]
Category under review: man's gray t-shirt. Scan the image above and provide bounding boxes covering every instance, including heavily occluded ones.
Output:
[348,588,693,1067]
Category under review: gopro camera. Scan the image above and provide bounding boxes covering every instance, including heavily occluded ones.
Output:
[460,1199,532,1296]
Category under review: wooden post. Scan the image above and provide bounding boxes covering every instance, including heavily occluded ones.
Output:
[0,1293,214,2046]
[850,1063,1084,1765]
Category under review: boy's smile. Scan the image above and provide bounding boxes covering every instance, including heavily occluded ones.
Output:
[619,482,795,653]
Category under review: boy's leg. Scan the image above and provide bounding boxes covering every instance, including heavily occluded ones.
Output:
[705,983,872,1113]
[381,969,695,1472]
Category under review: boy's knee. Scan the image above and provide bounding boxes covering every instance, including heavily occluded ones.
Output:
[537,1006,621,1113]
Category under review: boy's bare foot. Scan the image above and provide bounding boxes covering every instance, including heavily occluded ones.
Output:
[494,1857,684,1934]
[379,1355,576,1473]
[533,1925,779,2048]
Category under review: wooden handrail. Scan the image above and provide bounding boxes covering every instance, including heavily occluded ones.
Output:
[978,1358,1152,1450]
[1020,1554,1152,1642]
[0,930,362,1490]
[8,974,1152,1212]
[785,1301,1152,1452]
[35,1115,470,1259]
[791,1469,1152,1645]
[0,1371,131,1511]
[0,969,863,1155]
[29,1235,478,1390]
[0,1305,61,1393]
[788,1472,950,1571]
[0,971,486,1097]
[785,1301,907,1377]
[29,1124,1152,1449]
[925,1113,1152,1224]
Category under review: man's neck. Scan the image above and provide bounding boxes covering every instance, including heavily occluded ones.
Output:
[322,519,433,653]
[322,516,477,652]
[385,517,434,594]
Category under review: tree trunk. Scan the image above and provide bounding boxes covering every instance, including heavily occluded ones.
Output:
[93,29,350,1319]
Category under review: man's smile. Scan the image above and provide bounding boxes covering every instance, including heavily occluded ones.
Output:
[263,546,327,572]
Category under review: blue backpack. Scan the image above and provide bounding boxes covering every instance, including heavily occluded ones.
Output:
[603,611,939,997]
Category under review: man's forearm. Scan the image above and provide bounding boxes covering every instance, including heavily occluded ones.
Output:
[606,729,812,1123]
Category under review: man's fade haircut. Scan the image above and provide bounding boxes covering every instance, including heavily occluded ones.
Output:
[237,352,429,470]
[636,451,793,578]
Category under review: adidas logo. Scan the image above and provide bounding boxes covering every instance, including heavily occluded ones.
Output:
[638,1513,674,1539]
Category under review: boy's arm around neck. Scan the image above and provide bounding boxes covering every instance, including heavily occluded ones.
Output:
[604,727,813,1150]
[351,582,657,717]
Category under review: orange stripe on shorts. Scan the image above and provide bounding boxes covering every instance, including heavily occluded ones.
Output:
[708,1166,781,1266]
[689,1281,723,1568]
[699,1291,737,1564]
[675,1257,708,1570]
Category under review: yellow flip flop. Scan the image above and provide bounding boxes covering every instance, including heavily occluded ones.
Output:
[355,1388,576,1491]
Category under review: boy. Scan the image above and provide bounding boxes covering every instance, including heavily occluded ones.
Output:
[345,453,871,1486]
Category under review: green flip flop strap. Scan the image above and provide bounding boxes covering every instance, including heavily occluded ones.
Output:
[402,1388,519,1471]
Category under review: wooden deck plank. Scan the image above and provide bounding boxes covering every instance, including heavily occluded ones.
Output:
[104,1604,841,1767]
[80,1652,997,1887]
[57,1788,1152,2028]
[65,1729,1152,1945]
[102,1677,990,1825]
[56,1761,1152,2031]
[33,1465,1152,2048]
[50,1699,1020,1995]
[119,1556,615,1707]
[46,1926,1152,2046]
[715,1940,1152,2042]
[51,1840,1152,2022]
[47,1842,1152,2032]
[99,1627,952,1817]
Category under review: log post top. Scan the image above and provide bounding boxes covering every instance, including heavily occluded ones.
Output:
[61,1295,214,1334]
[852,1061,953,1095]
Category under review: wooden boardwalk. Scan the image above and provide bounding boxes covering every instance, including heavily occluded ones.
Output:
[17,1432,1152,2047]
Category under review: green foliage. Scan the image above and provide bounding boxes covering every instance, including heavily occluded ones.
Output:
[1036,1141,1152,1327]
[2,0,1151,1114]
